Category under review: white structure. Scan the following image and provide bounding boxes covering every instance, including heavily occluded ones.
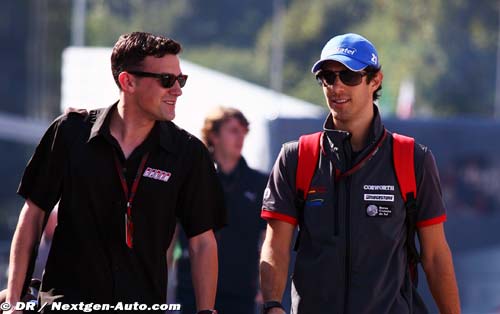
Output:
[61,47,325,171]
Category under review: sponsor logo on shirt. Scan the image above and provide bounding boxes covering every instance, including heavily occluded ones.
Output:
[308,186,327,194]
[363,185,395,191]
[143,167,171,182]
[364,194,395,202]
[366,204,392,217]
[244,191,257,202]
[263,187,271,200]
[305,199,324,207]
[366,204,379,216]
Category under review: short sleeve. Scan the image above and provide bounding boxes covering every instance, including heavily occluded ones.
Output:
[176,138,227,238]
[261,142,299,226]
[255,171,270,231]
[415,147,447,228]
[17,117,67,213]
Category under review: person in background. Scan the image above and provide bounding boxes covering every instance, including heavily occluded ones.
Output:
[174,107,268,314]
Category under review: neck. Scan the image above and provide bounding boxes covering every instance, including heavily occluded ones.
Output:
[333,108,373,152]
[214,151,240,174]
[109,98,155,158]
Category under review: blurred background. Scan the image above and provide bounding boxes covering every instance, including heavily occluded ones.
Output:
[0,0,499,313]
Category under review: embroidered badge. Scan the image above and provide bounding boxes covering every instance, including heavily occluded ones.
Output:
[244,191,257,202]
[366,204,392,217]
[263,188,271,200]
[308,186,327,194]
[305,199,324,207]
[364,194,395,202]
[143,167,171,182]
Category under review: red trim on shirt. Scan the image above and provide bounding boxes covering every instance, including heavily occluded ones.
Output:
[416,214,447,228]
[261,209,298,226]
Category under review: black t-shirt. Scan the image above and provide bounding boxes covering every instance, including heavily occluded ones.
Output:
[18,104,226,307]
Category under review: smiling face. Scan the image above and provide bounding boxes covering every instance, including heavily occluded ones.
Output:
[128,54,183,122]
[320,61,382,127]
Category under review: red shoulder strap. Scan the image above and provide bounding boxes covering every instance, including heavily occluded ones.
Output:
[296,132,322,200]
[392,133,416,201]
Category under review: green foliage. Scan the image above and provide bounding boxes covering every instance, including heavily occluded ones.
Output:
[182,45,268,85]
[86,0,188,46]
[82,0,499,116]
[429,0,499,116]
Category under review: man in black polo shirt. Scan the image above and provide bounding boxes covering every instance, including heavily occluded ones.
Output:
[259,33,460,314]
[5,32,225,314]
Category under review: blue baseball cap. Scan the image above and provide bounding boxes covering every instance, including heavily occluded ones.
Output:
[311,33,380,73]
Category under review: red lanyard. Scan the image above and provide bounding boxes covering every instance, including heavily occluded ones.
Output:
[334,129,388,182]
[113,151,150,249]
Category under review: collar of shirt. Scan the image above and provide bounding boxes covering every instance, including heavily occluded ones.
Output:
[216,157,248,183]
[86,102,179,154]
[322,104,385,171]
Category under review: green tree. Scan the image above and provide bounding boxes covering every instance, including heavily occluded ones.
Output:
[429,0,499,116]
[83,0,499,116]
[86,0,189,46]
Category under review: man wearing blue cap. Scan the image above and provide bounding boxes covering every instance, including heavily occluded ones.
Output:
[259,33,460,314]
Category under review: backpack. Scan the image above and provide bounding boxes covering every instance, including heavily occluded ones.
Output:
[295,131,421,284]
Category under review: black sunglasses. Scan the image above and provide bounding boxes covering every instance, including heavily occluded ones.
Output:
[127,70,188,88]
[315,70,367,87]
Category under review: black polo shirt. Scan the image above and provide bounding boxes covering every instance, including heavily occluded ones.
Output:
[18,104,226,308]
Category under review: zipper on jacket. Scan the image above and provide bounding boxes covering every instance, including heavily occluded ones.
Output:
[343,177,352,314]
[334,185,339,236]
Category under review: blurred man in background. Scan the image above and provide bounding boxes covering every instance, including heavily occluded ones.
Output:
[174,107,267,314]
[5,32,225,314]
[259,33,460,314]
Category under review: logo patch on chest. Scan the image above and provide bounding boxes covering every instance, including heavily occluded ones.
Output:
[366,204,392,217]
[308,186,327,194]
[244,191,257,202]
[143,167,171,182]
[305,199,324,207]
[364,194,394,202]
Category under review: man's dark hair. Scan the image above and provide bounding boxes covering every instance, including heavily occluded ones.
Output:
[365,66,382,101]
[111,32,182,89]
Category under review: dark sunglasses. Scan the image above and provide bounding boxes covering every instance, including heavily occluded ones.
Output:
[315,70,367,87]
[127,70,188,88]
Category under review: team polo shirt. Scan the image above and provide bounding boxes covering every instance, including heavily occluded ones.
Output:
[261,106,446,314]
[18,104,226,309]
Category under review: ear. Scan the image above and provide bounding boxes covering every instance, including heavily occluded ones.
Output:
[118,71,136,92]
[370,71,383,91]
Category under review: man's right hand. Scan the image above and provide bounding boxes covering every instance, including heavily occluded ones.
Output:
[259,219,294,314]
[2,303,23,314]
[5,200,46,314]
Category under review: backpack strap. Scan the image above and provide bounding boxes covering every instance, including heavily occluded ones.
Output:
[294,132,322,251]
[392,133,417,202]
[296,132,323,199]
[392,132,421,284]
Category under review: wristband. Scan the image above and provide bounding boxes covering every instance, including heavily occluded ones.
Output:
[196,310,217,314]
[262,301,284,314]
